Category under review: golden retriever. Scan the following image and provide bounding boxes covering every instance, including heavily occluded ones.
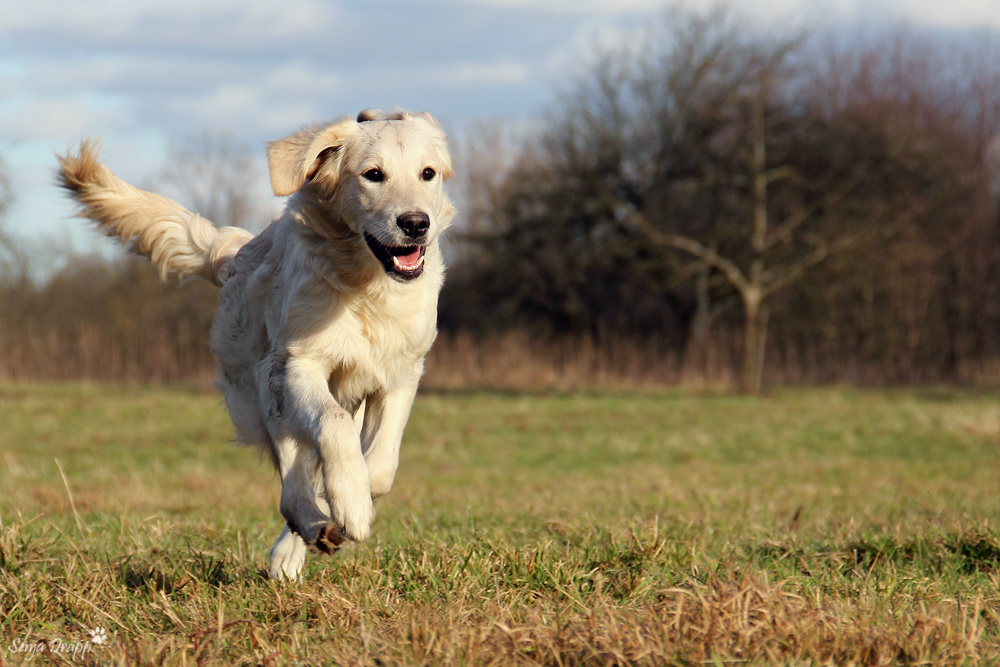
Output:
[58,109,455,580]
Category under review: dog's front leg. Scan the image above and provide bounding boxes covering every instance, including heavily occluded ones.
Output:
[281,358,375,543]
[361,375,420,499]
[272,434,346,555]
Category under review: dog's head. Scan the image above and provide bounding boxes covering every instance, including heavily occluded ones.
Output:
[267,110,455,282]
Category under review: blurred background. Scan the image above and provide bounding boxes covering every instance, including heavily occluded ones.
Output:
[2,0,1000,392]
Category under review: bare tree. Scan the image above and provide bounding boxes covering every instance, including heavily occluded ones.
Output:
[443,7,1000,390]
[547,10,985,391]
[628,65,889,392]
[0,159,29,286]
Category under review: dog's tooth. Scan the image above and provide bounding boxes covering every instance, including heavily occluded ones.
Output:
[392,254,425,271]
[395,257,419,268]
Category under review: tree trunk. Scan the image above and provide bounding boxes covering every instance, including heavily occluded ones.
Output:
[683,267,713,377]
[740,289,764,394]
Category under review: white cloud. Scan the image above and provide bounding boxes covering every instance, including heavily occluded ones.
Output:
[4,0,1000,245]
[430,61,533,87]
[2,0,343,49]
[1,93,134,142]
[897,0,1000,29]
[432,0,665,14]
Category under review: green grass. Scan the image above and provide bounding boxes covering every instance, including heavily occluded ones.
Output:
[1,383,999,665]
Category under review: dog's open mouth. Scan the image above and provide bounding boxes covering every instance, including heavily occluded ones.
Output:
[364,233,426,281]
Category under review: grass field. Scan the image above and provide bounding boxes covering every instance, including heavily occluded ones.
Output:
[1,383,999,665]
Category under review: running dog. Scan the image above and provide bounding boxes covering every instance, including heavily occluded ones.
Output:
[58,109,455,580]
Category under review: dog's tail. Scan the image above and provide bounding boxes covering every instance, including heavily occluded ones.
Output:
[57,139,254,287]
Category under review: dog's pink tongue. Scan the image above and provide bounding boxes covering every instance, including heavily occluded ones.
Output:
[393,248,423,270]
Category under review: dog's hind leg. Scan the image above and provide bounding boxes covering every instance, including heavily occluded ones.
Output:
[268,524,308,581]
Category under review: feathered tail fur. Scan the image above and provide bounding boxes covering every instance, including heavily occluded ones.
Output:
[57,139,254,286]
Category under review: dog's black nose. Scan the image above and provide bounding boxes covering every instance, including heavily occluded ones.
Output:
[397,212,430,239]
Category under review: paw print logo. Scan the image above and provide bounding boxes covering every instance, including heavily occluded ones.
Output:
[89,627,107,645]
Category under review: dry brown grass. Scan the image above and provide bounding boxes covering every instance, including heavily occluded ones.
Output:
[4,315,1000,389]
[1,384,999,665]
[422,331,742,391]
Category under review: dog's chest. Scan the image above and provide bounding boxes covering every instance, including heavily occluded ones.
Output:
[316,290,436,400]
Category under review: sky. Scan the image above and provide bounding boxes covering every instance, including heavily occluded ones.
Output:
[2,0,999,256]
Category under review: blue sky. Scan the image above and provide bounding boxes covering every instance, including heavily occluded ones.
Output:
[2,0,999,255]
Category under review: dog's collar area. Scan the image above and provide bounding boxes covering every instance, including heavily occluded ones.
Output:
[363,233,426,281]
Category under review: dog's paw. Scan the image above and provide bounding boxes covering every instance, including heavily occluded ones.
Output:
[313,523,349,554]
[268,525,308,581]
[335,496,375,543]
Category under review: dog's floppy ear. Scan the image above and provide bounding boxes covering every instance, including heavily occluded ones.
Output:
[267,119,354,196]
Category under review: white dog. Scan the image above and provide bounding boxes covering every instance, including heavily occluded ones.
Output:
[58,109,455,580]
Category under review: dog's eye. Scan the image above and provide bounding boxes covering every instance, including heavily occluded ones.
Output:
[421,167,436,181]
[362,168,384,183]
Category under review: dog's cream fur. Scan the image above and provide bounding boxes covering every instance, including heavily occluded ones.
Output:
[58,110,455,580]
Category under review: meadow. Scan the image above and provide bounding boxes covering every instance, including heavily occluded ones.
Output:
[1,383,999,665]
